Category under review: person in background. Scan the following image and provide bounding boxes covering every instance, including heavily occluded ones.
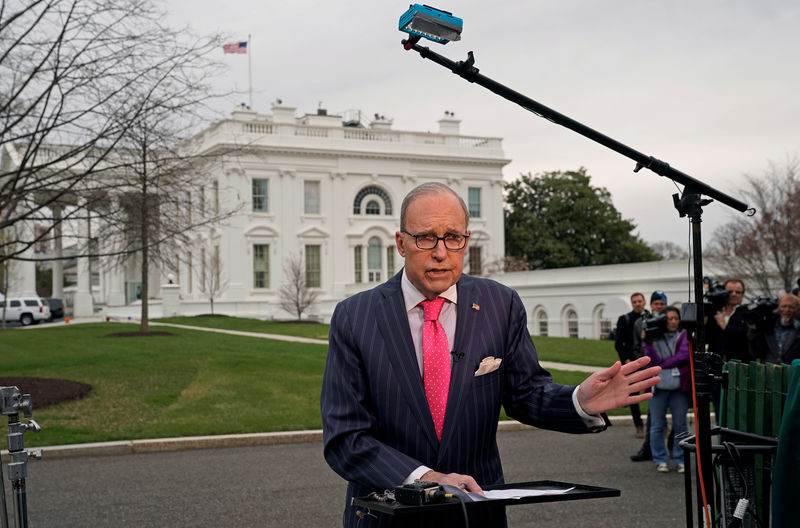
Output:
[615,292,648,438]
[748,293,800,364]
[644,306,691,473]
[706,279,749,418]
[630,290,668,462]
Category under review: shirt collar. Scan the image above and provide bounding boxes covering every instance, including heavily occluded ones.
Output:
[401,268,458,312]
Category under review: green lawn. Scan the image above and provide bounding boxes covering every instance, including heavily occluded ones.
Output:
[532,335,619,367]
[157,316,619,367]
[1,322,638,447]
[156,316,331,340]
[1,324,327,447]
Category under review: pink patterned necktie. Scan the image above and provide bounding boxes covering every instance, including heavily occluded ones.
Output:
[421,297,450,442]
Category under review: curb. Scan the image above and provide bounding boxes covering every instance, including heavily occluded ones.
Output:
[2,413,707,461]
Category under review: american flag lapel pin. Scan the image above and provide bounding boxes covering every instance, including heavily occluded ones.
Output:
[472,302,480,311]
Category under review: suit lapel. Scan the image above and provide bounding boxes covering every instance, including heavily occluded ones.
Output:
[375,274,439,450]
[439,277,478,454]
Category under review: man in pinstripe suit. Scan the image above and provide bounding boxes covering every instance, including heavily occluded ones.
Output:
[321,182,661,527]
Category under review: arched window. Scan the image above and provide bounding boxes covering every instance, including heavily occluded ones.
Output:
[353,186,392,215]
[537,310,548,336]
[567,310,579,338]
[365,200,380,215]
[596,307,612,339]
[367,237,383,282]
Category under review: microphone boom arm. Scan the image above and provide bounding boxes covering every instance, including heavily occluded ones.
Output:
[403,40,748,213]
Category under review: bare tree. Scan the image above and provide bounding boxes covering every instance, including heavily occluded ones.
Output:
[648,241,688,260]
[0,0,242,332]
[0,0,204,263]
[200,243,227,316]
[707,157,800,296]
[1,3,241,341]
[278,253,320,321]
[480,255,532,276]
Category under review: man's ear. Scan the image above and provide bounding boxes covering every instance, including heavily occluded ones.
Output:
[396,231,406,257]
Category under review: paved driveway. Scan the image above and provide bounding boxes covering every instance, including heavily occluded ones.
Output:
[18,424,691,527]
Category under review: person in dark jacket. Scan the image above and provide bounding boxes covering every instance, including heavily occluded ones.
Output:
[748,293,800,364]
[706,279,750,417]
[615,292,648,437]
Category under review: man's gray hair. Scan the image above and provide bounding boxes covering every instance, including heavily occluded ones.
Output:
[779,293,800,309]
[400,182,470,231]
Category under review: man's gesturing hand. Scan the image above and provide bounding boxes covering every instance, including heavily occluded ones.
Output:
[578,356,662,416]
[420,470,484,495]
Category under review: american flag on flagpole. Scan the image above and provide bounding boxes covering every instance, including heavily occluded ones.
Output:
[223,41,247,54]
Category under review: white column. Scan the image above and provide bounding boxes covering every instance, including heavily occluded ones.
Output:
[73,210,94,316]
[17,219,37,297]
[107,266,125,306]
[52,206,64,299]
[161,283,180,317]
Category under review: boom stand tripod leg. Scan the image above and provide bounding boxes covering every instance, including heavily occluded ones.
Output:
[674,189,718,527]
[1,387,42,528]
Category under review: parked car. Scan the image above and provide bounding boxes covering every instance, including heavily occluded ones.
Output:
[45,298,65,321]
[0,297,51,326]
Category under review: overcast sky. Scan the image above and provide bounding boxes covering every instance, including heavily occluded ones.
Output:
[167,0,799,248]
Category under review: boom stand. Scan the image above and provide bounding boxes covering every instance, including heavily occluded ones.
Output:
[1,387,42,528]
[402,37,753,527]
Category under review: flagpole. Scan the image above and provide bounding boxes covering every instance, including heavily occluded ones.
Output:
[248,34,253,109]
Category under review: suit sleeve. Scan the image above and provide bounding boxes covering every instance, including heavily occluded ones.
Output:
[501,290,595,433]
[320,301,422,491]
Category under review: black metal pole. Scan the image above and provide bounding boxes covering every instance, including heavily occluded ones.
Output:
[1,447,8,528]
[12,480,27,528]
[404,41,748,215]
[687,198,716,527]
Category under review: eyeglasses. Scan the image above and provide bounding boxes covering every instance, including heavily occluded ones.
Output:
[401,230,469,250]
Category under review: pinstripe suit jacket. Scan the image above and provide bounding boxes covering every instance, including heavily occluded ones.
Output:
[321,271,598,527]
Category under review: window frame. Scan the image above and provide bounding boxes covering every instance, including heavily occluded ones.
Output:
[252,178,269,213]
[253,243,270,289]
[305,245,321,288]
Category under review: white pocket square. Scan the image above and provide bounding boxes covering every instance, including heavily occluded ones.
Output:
[474,356,502,376]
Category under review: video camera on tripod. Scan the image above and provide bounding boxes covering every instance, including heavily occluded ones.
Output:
[703,277,731,314]
[1,385,42,528]
[643,313,668,342]
[740,296,779,330]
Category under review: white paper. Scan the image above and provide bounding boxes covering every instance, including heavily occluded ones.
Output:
[466,486,575,501]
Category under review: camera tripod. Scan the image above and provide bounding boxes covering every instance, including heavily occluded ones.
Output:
[1,386,42,528]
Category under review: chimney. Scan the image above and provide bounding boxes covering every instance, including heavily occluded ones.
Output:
[271,100,297,123]
[369,113,393,130]
[438,110,460,135]
[231,103,256,121]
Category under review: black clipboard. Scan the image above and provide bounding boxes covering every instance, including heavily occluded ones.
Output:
[351,479,620,517]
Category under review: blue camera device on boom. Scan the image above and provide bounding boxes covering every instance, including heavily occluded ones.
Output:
[399,4,462,45]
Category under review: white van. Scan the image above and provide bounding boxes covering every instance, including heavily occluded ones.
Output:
[0,297,51,326]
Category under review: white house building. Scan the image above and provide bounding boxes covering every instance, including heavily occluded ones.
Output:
[91,102,509,321]
[5,102,737,336]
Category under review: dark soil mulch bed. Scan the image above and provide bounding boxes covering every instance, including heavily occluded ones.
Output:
[0,377,92,409]
[105,331,174,337]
